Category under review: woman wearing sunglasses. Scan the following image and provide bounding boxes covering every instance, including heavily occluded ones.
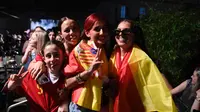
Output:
[108,19,177,112]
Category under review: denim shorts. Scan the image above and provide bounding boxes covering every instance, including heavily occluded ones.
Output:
[69,102,97,112]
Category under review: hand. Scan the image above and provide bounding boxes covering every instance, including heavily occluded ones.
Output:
[57,101,69,112]
[7,71,28,90]
[88,48,104,73]
[26,45,35,53]
[28,60,46,80]
[196,89,200,101]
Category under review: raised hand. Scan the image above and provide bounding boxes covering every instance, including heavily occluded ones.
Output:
[6,66,28,90]
[88,48,104,73]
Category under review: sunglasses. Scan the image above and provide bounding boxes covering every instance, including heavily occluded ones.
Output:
[114,29,132,36]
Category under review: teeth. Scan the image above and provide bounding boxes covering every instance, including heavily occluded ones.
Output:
[119,38,125,42]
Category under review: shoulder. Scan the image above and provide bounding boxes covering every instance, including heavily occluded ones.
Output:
[130,45,151,63]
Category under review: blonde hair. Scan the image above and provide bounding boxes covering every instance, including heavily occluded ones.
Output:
[30,31,48,54]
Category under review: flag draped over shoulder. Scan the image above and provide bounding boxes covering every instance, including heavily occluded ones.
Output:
[65,40,108,111]
[109,45,177,112]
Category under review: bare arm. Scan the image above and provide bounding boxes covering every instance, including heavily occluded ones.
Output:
[21,45,34,64]
[65,70,94,89]
[65,48,103,89]
[21,50,30,64]
[170,80,188,95]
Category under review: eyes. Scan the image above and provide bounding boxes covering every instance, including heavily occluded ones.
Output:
[114,28,132,36]
[45,52,60,59]
[64,27,79,33]
[93,26,108,32]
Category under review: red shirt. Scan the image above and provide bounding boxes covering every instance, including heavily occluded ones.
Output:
[17,72,66,112]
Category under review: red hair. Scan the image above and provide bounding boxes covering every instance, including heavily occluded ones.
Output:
[82,13,108,40]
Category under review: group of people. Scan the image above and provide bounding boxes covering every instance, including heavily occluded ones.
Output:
[3,12,200,112]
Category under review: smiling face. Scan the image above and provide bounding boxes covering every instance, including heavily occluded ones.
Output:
[60,19,81,47]
[43,44,64,74]
[85,21,109,47]
[115,21,134,50]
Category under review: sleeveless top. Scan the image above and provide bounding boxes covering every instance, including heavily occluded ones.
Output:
[177,79,195,112]
[24,51,36,70]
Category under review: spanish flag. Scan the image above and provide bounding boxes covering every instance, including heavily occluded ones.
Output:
[64,40,108,111]
[109,45,177,112]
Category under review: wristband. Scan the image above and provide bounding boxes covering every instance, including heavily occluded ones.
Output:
[76,73,85,84]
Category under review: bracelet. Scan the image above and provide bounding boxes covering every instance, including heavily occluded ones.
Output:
[76,73,85,84]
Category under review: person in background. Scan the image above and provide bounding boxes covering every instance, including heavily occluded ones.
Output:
[21,30,49,70]
[171,67,200,111]
[109,19,177,112]
[22,29,34,54]
[34,26,46,32]
[6,40,69,112]
[47,28,56,41]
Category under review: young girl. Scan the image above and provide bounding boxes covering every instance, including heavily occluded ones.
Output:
[7,40,69,112]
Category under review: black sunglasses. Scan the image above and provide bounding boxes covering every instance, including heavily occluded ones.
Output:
[114,29,132,36]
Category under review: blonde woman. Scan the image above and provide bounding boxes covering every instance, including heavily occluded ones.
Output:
[21,30,49,70]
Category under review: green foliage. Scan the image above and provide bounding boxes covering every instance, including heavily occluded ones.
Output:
[136,8,200,86]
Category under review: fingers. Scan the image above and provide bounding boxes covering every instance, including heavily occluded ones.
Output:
[30,68,40,79]
[17,66,25,76]
[96,48,102,59]
[9,74,16,80]
[30,68,36,78]
[32,69,40,78]
[34,70,42,80]
[95,60,104,65]
[20,72,29,79]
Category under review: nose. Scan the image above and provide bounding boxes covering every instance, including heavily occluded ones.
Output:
[50,55,56,62]
[69,29,74,34]
[118,32,123,36]
[99,29,107,35]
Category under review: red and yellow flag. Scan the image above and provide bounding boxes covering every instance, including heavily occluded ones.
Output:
[65,40,108,111]
[109,45,177,112]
